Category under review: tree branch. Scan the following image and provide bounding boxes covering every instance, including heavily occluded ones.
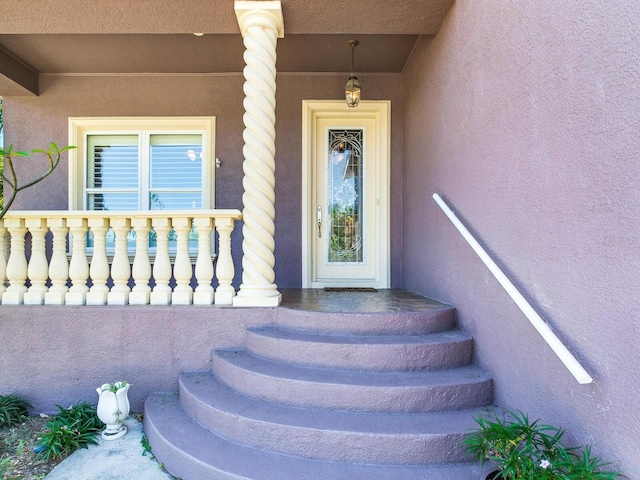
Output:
[0,143,76,221]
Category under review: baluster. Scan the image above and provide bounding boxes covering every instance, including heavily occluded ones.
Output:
[2,218,28,305]
[193,217,214,305]
[0,221,7,298]
[130,217,152,305]
[172,217,193,305]
[24,218,49,305]
[86,218,110,305]
[108,217,131,305]
[150,218,172,305]
[214,217,236,305]
[45,218,69,305]
[66,217,89,305]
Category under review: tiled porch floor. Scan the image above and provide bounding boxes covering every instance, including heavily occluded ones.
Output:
[280,289,450,313]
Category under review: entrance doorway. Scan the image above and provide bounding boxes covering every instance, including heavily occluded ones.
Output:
[302,101,390,288]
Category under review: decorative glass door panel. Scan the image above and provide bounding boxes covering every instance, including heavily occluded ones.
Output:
[313,116,378,285]
[327,129,363,264]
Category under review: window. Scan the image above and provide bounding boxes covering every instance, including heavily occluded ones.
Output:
[68,117,215,254]
[68,117,215,211]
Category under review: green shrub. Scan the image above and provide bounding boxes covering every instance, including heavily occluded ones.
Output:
[0,394,32,428]
[464,410,624,480]
[37,402,102,461]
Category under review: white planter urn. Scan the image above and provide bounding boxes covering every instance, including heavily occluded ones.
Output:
[96,381,130,440]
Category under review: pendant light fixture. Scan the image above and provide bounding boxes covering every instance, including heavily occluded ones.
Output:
[345,40,361,107]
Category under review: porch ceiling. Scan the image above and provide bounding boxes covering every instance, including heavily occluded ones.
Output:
[0,0,455,96]
[0,34,419,75]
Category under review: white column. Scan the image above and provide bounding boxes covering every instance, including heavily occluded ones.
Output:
[214,217,236,305]
[150,218,172,305]
[130,217,152,305]
[2,218,28,305]
[45,218,69,305]
[171,217,193,305]
[0,222,7,298]
[66,217,90,305]
[234,0,284,307]
[24,218,49,305]
[108,217,131,305]
[86,218,110,305]
[193,217,214,305]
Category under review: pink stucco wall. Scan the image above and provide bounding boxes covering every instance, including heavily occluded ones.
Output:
[0,306,271,413]
[3,73,404,287]
[403,0,640,476]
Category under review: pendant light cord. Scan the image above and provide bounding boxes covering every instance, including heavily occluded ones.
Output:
[348,39,358,77]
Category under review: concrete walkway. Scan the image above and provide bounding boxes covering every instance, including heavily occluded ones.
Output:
[45,417,173,480]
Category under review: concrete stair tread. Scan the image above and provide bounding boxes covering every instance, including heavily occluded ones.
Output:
[247,326,472,346]
[181,371,495,434]
[280,289,454,314]
[212,349,493,412]
[244,327,474,372]
[214,348,490,386]
[145,392,492,480]
[273,306,457,335]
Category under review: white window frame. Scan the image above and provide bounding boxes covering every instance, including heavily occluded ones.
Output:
[68,116,216,211]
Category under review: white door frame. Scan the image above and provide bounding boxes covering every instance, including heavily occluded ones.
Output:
[301,100,390,288]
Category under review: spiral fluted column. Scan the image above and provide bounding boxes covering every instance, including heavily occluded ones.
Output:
[234,1,284,307]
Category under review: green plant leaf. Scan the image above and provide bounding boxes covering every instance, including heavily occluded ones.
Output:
[36,402,100,461]
[0,394,32,428]
[464,410,625,479]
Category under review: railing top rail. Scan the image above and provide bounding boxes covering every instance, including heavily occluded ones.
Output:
[2,209,243,221]
[433,193,593,385]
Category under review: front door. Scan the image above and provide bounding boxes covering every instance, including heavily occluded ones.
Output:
[302,101,390,288]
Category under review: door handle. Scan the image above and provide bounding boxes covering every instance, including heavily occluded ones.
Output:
[317,205,322,238]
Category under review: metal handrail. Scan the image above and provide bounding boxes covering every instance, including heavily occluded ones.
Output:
[433,193,593,384]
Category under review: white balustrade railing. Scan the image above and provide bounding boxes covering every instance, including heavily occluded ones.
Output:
[0,210,242,306]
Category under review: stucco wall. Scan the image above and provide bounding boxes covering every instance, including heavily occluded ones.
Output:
[0,306,271,413]
[3,73,403,287]
[403,0,640,476]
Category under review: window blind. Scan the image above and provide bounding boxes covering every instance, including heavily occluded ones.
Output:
[87,135,138,190]
[85,133,204,211]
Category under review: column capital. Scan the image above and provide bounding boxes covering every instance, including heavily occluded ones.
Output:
[234,1,284,38]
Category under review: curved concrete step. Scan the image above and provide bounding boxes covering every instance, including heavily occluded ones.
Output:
[211,349,493,413]
[274,304,456,335]
[245,327,473,371]
[145,392,493,480]
[179,372,495,464]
